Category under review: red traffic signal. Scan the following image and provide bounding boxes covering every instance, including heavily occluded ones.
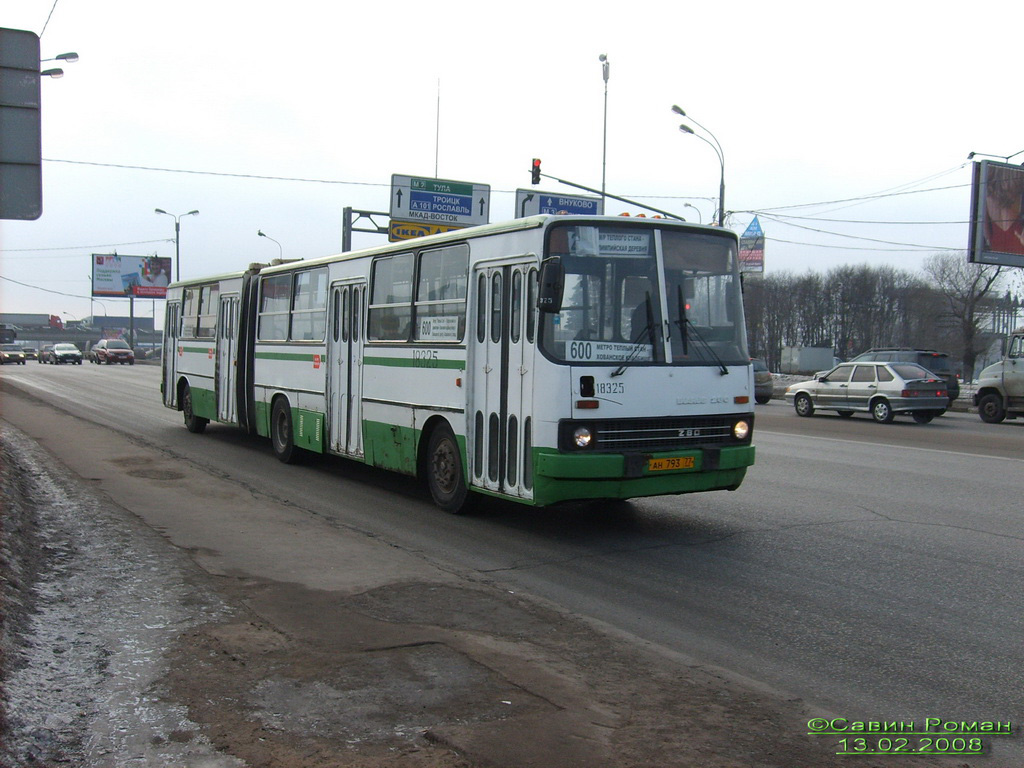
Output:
[531,158,542,185]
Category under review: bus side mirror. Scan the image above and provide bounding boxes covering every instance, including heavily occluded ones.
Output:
[537,257,564,313]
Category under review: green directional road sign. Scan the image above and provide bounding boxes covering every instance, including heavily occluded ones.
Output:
[390,174,490,227]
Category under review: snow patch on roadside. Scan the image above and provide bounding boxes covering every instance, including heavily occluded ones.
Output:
[0,424,242,767]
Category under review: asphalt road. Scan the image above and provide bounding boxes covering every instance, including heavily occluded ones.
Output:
[4,363,1022,762]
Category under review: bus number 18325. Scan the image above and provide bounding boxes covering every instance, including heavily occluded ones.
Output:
[161,215,755,513]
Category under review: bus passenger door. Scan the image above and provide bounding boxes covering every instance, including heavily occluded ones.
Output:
[216,294,239,423]
[328,280,366,457]
[163,301,180,409]
[470,259,536,499]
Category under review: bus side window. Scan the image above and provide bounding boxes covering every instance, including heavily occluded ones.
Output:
[415,244,468,342]
[368,253,413,341]
[181,287,198,338]
[510,270,522,344]
[526,268,537,343]
[258,274,291,341]
[476,273,487,343]
[353,287,361,342]
[197,285,219,338]
[291,268,328,341]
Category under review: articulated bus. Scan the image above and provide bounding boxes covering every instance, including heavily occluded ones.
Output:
[161,215,755,513]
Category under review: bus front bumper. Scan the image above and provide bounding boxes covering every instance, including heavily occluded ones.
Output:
[532,444,755,505]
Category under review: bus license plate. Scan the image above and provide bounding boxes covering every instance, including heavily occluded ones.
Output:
[648,456,696,471]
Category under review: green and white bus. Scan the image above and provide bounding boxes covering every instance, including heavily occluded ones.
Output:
[162,215,755,512]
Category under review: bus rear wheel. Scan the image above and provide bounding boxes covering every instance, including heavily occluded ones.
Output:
[182,384,208,434]
[426,423,468,514]
[271,398,301,464]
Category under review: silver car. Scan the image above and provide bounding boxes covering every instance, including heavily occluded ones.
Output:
[785,361,948,423]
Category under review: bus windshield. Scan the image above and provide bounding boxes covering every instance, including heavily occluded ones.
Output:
[539,223,748,367]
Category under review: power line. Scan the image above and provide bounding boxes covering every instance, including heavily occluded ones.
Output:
[1,239,169,256]
[737,182,968,214]
[43,158,387,186]
[39,0,60,37]
[761,212,968,225]
[764,236,961,253]
[0,274,96,301]
[755,213,962,250]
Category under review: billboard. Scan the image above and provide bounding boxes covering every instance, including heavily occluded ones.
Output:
[92,254,173,298]
[968,160,1024,268]
[739,216,765,273]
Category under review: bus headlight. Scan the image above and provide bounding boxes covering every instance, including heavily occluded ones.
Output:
[733,420,750,440]
[573,427,593,448]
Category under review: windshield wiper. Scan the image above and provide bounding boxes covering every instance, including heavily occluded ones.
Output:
[612,292,657,377]
[674,290,728,376]
[677,285,688,356]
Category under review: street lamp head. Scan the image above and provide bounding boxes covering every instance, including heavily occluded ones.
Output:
[671,105,686,117]
[598,53,607,62]
[41,68,64,78]
[186,209,199,217]
[678,124,695,135]
[56,52,79,62]
[154,208,167,215]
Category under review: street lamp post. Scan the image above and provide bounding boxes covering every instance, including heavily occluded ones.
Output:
[258,230,283,260]
[671,105,725,226]
[154,209,199,282]
[40,51,78,79]
[599,54,610,200]
[967,149,1024,163]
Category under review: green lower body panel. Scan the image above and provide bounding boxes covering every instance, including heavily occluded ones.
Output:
[254,400,270,438]
[363,420,420,475]
[251,400,323,453]
[190,386,217,422]
[531,445,755,506]
[292,409,324,453]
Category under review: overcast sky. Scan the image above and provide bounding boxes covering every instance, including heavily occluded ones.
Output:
[2,0,1022,321]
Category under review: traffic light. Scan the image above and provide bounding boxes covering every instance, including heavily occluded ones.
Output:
[531,158,542,185]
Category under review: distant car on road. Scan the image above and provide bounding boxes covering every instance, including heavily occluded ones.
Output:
[38,345,53,363]
[89,339,135,365]
[21,347,38,361]
[784,361,948,423]
[752,358,773,404]
[44,343,84,365]
[0,343,27,365]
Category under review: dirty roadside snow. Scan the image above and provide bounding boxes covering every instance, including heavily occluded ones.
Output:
[0,424,241,767]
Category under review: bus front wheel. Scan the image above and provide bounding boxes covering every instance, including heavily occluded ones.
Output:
[271,398,301,464]
[426,423,468,514]
[182,384,208,434]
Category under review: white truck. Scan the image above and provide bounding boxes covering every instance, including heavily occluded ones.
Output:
[974,328,1024,423]
[780,346,835,375]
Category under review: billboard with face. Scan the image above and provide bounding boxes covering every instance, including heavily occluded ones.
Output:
[92,254,173,298]
[969,161,1024,268]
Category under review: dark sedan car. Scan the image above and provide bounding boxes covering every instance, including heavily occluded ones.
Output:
[45,343,84,365]
[752,358,773,404]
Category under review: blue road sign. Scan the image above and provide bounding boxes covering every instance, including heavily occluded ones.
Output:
[515,189,604,218]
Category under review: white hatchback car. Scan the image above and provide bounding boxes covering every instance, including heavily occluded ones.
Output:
[785,361,948,423]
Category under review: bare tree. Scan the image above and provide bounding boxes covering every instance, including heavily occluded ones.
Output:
[922,252,1007,379]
